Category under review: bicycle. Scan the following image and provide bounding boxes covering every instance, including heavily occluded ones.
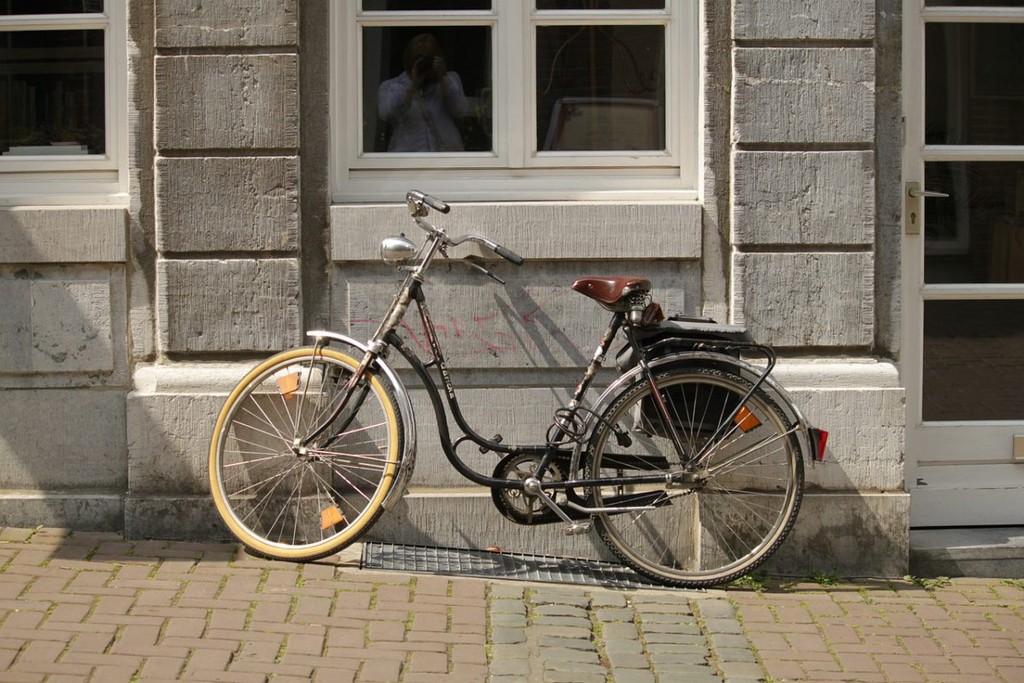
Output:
[209,190,828,588]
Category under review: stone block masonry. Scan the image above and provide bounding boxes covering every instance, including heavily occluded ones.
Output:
[127,0,303,536]
[726,0,907,575]
[0,0,910,583]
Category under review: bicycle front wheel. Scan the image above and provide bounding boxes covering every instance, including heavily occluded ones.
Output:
[209,347,403,561]
[587,366,803,587]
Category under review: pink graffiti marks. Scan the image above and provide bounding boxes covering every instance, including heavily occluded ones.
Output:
[351,287,575,358]
[351,315,516,356]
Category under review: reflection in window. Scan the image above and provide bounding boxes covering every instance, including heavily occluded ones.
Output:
[363,26,492,154]
[362,1,490,11]
[537,1,664,9]
[0,0,102,14]
[925,0,1024,6]
[926,23,1024,145]
[924,300,1024,421]
[0,29,106,156]
[536,24,664,151]
[924,162,1024,285]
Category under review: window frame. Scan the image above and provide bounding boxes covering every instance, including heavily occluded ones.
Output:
[0,2,127,203]
[331,0,698,202]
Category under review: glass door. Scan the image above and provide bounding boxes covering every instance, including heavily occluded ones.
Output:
[904,1,1024,526]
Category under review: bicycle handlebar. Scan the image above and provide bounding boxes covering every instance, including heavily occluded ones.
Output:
[406,189,450,214]
[407,190,525,267]
[493,244,525,266]
[454,234,526,267]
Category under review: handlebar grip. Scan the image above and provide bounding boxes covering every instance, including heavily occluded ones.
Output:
[407,190,450,214]
[493,244,525,266]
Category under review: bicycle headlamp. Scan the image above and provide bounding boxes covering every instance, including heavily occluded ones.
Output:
[380,235,418,265]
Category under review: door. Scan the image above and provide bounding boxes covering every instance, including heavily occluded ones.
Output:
[904,1,1024,526]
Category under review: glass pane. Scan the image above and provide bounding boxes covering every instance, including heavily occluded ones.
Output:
[924,162,1024,284]
[0,0,102,14]
[926,1,1024,6]
[362,1,490,10]
[536,25,664,151]
[537,1,664,9]
[926,23,1024,145]
[363,27,491,153]
[923,300,1024,421]
[0,29,106,156]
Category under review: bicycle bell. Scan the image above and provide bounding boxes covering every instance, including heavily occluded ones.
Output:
[380,234,418,264]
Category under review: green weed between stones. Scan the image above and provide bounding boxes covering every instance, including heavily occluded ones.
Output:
[903,574,951,591]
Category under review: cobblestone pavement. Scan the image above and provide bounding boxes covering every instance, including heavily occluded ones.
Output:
[0,527,1022,682]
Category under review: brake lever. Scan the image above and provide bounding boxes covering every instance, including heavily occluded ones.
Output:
[462,255,506,285]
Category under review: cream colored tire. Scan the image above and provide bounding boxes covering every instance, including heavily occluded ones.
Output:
[209,347,403,561]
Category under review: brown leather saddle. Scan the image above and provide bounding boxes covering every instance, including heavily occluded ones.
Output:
[571,276,652,312]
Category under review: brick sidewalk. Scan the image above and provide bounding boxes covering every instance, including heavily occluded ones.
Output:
[0,527,742,683]
[0,528,489,682]
[728,576,1024,683]
[2,527,1023,682]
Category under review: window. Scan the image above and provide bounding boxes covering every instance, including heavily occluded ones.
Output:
[0,0,126,203]
[333,0,697,201]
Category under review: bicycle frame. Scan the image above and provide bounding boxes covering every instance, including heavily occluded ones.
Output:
[300,198,816,523]
[209,190,825,584]
[315,279,678,494]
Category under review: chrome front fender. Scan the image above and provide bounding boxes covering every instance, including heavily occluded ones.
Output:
[306,330,416,511]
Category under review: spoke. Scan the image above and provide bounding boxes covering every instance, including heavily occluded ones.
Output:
[318,462,375,505]
[222,451,292,469]
[704,428,796,477]
[309,453,395,473]
[227,460,300,499]
[239,394,296,446]
[235,460,303,527]
[264,465,307,544]
[228,414,297,449]
[703,488,780,528]
[698,492,778,561]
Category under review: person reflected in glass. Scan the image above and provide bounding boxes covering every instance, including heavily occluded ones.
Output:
[378,33,469,152]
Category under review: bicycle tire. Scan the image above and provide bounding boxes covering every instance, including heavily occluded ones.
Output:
[209,347,403,561]
[586,365,803,587]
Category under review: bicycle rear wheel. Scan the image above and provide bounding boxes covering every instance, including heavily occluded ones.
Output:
[587,366,803,587]
[209,347,403,561]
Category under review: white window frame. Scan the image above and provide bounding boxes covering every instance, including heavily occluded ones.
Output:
[0,2,127,204]
[331,1,698,202]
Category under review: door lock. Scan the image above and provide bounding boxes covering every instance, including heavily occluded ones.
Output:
[905,182,949,235]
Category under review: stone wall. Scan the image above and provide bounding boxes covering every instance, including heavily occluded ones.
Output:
[729,0,908,575]
[0,0,908,577]
[0,208,128,529]
[126,0,303,536]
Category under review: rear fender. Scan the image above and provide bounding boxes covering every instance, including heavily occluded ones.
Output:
[581,351,819,464]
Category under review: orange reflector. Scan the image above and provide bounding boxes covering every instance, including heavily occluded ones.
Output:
[320,505,345,530]
[734,406,761,432]
[277,372,300,398]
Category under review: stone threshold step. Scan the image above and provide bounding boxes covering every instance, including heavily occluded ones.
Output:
[909,526,1024,578]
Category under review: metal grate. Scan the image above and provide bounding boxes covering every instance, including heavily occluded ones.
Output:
[361,542,673,590]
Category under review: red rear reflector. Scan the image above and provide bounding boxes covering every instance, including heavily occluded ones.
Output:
[810,428,829,462]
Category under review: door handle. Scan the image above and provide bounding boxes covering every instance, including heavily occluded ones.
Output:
[905,181,949,235]
[908,187,949,199]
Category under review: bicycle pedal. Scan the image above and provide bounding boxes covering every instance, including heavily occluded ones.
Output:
[563,522,591,536]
